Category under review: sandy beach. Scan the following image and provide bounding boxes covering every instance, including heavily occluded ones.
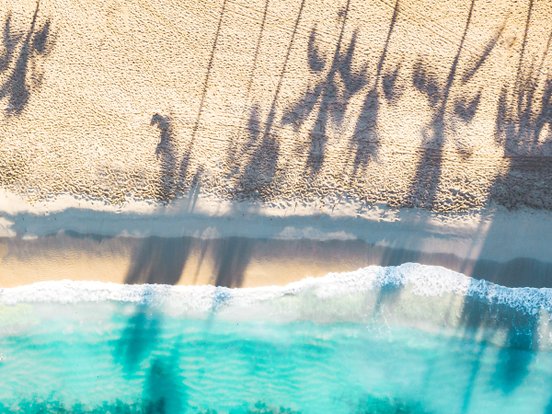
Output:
[0,0,550,288]
[2,1,552,413]
[1,192,552,288]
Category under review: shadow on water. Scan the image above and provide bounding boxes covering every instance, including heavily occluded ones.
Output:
[545,397,552,414]
[142,344,187,413]
[119,226,191,380]
[115,289,163,374]
[356,393,433,414]
[372,266,404,317]
[456,292,540,414]
[0,1,55,116]
[115,301,187,412]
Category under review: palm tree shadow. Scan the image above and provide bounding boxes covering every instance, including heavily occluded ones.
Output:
[143,345,188,413]
[405,0,505,209]
[350,0,402,176]
[211,237,253,288]
[125,237,192,285]
[236,105,280,200]
[0,1,56,116]
[233,0,307,200]
[492,33,552,209]
[457,30,552,409]
[281,4,369,176]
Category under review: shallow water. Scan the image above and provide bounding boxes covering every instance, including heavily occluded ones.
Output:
[1,264,551,413]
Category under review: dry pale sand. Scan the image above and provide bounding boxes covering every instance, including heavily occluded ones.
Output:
[0,0,550,211]
[0,0,551,287]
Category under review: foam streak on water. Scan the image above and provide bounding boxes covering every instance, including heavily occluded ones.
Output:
[0,263,551,413]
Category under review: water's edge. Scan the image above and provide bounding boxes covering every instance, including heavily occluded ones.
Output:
[2,263,551,350]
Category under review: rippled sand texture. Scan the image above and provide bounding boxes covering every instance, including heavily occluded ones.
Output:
[0,0,551,212]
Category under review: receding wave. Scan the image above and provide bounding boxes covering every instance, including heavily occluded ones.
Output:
[2,263,551,348]
[2,263,552,413]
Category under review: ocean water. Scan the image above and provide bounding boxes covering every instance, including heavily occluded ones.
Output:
[0,263,551,414]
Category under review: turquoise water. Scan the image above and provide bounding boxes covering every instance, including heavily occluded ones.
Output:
[1,264,552,413]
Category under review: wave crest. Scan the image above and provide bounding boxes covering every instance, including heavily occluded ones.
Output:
[1,263,551,348]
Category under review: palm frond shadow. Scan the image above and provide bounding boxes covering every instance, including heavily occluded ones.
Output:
[0,2,56,116]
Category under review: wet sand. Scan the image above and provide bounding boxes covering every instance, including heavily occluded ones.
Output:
[2,233,552,289]
[0,0,551,289]
[2,195,551,288]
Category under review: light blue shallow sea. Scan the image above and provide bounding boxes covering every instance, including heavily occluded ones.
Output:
[0,264,551,413]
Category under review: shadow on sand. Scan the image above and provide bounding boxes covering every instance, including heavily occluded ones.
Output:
[282,0,370,176]
[0,1,55,116]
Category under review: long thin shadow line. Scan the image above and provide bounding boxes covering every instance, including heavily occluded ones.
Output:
[330,0,353,74]
[245,0,270,96]
[375,0,399,82]
[514,0,534,96]
[268,0,307,111]
[228,0,270,165]
[536,30,552,78]
[460,341,487,414]
[439,0,476,111]
[260,0,307,136]
[376,0,481,58]
[27,0,41,43]
[407,0,476,208]
[461,21,506,85]
[189,0,228,147]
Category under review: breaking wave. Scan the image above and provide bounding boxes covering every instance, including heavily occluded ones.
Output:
[2,263,551,348]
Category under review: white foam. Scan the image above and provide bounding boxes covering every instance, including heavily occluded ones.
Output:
[1,263,551,315]
[2,263,552,349]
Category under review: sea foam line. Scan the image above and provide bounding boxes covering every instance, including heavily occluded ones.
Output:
[1,263,551,316]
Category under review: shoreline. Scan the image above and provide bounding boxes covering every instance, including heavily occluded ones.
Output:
[1,192,551,289]
[2,263,551,352]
